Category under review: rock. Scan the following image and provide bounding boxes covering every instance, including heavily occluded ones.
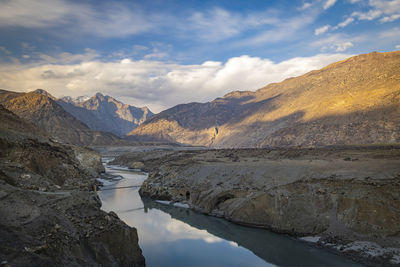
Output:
[0,104,145,266]
[134,146,400,265]
[57,92,153,137]
[130,161,145,169]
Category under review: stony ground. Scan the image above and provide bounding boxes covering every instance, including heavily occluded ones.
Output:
[111,146,400,266]
[0,104,145,266]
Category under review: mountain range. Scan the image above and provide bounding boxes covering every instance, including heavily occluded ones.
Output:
[58,93,153,137]
[127,51,400,147]
[0,89,123,146]
[0,90,153,146]
[0,51,398,148]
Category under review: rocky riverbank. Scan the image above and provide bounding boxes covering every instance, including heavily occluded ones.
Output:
[111,146,400,266]
[0,105,145,266]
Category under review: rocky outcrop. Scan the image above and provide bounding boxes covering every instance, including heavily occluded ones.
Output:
[0,89,125,146]
[58,93,153,137]
[127,51,400,148]
[112,147,400,265]
[0,104,145,266]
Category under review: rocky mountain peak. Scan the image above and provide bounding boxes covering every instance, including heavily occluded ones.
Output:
[33,89,56,100]
[57,92,154,137]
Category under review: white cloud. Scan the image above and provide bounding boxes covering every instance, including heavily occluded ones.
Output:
[0,53,351,112]
[331,17,355,31]
[299,2,313,10]
[315,25,330,35]
[324,0,337,9]
[184,8,281,42]
[335,42,354,51]
[380,14,400,22]
[236,10,319,47]
[337,17,355,28]
[352,10,383,20]
[396,44,400,49]
[0,0,155,37]
[312,34,360,52]
[350,0,400,23]
[0,0,314,44]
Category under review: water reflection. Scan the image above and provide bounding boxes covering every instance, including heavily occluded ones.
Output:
[99,167,361,267]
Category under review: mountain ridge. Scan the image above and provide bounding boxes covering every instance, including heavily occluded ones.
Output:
[58,92,153,137]
[127,50,400,147]
[0,89,123,146]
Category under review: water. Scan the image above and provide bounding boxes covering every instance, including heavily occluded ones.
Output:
[99,165,362,267]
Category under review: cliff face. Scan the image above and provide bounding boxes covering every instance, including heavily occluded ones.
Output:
[0,104,145,266]
[128,51,400,147]
[112,147,400,266]
[58,93,153,137]
[0,89,123,146]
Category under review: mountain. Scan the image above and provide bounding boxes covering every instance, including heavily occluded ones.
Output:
[127,51,400,147]
[0,89,122,146]
[0,104,145,266]
[58,93,153,137]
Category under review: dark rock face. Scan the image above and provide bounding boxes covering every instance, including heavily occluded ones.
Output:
[0,89,124,146]
[58,93,153,137]
[112,147,400,265]
[127,51,400,148]
[0,104,145,266]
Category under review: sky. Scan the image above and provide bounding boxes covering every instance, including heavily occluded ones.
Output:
[0,0,399,112]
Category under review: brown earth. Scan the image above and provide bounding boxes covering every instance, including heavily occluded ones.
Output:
[0,104,145,266]
[0,89,125,146]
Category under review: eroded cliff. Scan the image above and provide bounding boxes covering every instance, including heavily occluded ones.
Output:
[0,105,145,266]
[112,147,400,266]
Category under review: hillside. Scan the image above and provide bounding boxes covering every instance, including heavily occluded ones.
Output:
[0,104,145,266]
[0,89,123,146]
[128,51,400,147]
[58,93,153,136]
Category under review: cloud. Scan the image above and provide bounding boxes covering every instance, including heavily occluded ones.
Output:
[315,25,330,35]
[183,8,281,42]
[380,14,400,22]
[38,48,100,64]
[0,0,314,44]
[312,34,359,52]
[298,2,312,10]
[335,42,354,51]
[0,53,351,112]
[331,17,355,31]
[236,9,319,47]
[396,45,400,49]
[0,0,155,37]
[352,10,383,20]
[336,17,355,28]
[349,0,400,23]
[323,0,337,9]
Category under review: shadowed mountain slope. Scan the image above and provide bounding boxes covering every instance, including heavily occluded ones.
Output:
[0,89,122,146]
[127,51,400,147]
[58,93,153,137]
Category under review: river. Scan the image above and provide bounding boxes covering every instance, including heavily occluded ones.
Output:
[98,163,362,267]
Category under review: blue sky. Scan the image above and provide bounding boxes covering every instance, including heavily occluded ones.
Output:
[0,0,399,111]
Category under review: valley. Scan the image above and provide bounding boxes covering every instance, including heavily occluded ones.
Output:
[0,50,399,266]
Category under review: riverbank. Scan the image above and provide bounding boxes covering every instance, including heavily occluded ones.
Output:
[111,146,400,266]
[99,163,361,267]
[0,105,145,266]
